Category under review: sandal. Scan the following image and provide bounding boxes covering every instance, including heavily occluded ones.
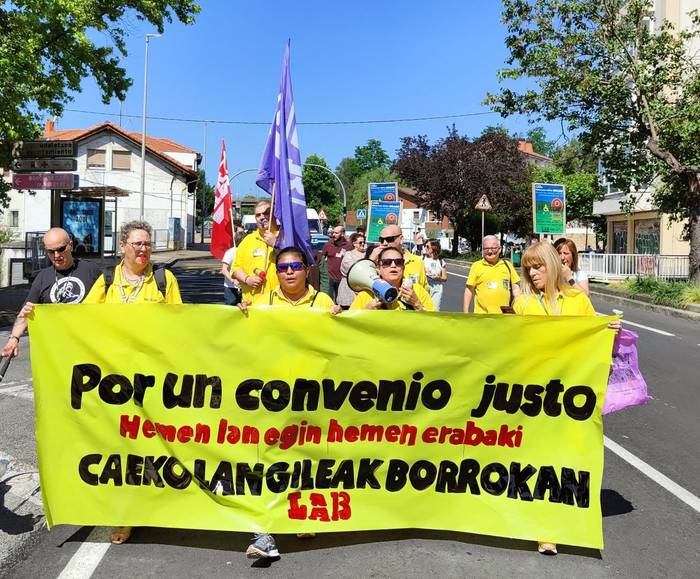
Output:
[110,526,132,545]
[537,542,557,555]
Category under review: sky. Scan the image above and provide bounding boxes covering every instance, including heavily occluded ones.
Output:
[56,0,556,197]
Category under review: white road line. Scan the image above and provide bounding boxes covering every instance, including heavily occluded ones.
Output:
[612,318,675,337]
[57,527,112,579]
[449,272,467,279]
[604,436,700,513]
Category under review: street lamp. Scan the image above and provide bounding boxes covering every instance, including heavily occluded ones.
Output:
[139,33,161,220]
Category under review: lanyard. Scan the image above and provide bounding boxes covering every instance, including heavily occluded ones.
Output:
[118,269,145,304]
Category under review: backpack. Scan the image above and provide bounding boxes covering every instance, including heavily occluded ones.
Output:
[103,264,168,297]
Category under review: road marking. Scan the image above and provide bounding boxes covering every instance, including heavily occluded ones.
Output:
[604,436,700,513]
[612,318,675,337]
[57,527,112,579]
[449,272,467,279]
[0,382,34,400]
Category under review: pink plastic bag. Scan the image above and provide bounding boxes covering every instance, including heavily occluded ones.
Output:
[603,329,651,415]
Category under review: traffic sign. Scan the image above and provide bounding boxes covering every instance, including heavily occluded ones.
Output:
[13,173,79,190]
[356,208,367,220]
[11,158,78,172]
[12,140,77,158]
[318,209,328,221]
[475,194,493,211]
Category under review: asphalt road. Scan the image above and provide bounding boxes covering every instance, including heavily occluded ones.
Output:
[1,258,698,578]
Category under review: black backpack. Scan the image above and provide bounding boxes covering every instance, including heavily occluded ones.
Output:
[103,265,168,298]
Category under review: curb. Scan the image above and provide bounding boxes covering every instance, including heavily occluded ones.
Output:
[589,288,700,322]
[161,254,214,268]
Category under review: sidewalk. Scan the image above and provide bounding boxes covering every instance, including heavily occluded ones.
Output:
[0,248,213,326]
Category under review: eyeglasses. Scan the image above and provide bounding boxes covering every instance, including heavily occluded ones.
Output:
[255,210,271,218]
[483,247,500,253]
[46,245,69,255]
[356,240,366,246]
[127,241,152,250]
[379,257,405,267]
[276,261,305,273]
[379,234,399,243]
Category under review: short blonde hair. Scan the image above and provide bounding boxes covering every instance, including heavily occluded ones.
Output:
[520,242,571,313]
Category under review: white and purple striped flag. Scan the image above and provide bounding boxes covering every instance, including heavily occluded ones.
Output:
[256,39,314,261]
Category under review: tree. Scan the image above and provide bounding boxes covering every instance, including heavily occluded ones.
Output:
[353,139,391,173]
[335,157,362,195]
[194,170,214,227]
[303,155,342,224]
[488,0,700,283]
[526,127,556,157]
[553,138,598,175]
[0,1,200,205]
[393,127,531,254]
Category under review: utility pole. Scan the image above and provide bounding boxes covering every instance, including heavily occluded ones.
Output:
[139,33,161,220]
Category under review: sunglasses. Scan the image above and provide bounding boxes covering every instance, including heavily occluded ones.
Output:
[379,235,399,243]
[276,261,305,273]
[46,245,68,255]
[255,210,271,218]
[379,257,405,267]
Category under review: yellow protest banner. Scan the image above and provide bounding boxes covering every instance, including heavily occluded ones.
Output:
[29,305,614,549]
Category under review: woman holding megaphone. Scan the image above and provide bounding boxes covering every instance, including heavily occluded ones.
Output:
[349,247,434,311]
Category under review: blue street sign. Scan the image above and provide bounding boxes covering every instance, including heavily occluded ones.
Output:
[356,209,367,220]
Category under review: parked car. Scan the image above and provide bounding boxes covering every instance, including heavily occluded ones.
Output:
[311,233,329,250]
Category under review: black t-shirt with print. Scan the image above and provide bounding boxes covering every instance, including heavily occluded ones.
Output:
[26,259,101,304]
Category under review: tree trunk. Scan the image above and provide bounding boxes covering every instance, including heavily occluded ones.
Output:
[452,230,458,257]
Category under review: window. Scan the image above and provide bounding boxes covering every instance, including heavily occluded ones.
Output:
[612,221,628,254]
[87,149,106,168]
[634,219,660,254]
[112,150,131,171]
[9,210,19,227]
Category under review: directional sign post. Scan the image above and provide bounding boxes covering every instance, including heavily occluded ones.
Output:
[13,140,77,159]
[11,158,78,172]
[475,194,493,244]
[13,173,79,190]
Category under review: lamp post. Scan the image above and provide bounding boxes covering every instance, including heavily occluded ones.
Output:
[139,33,161,220]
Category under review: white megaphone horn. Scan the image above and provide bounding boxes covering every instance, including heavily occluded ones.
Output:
[346,259,399,304]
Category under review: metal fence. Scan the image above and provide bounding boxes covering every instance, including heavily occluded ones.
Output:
[578,253,689,281]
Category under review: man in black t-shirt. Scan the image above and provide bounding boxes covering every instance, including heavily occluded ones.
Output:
[1,227,100,358]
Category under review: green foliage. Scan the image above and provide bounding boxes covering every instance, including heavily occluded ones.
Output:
[0,1,200,206]
[194,169,214,227]
[0,225,15,246]
[335,157,362,195]
[553,138,598,174]
[303,155,342,225]
[353,139,391,173]
[488,0,700,283]
[624,276,700,307]
[526,127,556,157]
[348,166,399,210]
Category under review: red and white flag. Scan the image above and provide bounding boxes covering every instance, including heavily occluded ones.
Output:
[210,140,233,259]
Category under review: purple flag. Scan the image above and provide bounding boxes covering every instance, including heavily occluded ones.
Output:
[256,40,314,261]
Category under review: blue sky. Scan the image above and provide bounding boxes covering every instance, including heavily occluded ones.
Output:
[58,1,555,196]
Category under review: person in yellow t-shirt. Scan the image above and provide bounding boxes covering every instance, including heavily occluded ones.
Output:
[464,235,520,313]
[350,247,435,311]
[238,246,339,313]
[82,221,181,547]
[232,200,280,303]
[84,221,182,305]
[512,242,594,316]
[512,241,618,557]
[368,224,427,289]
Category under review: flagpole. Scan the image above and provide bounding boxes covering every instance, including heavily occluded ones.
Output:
[230,207,236,247]
[263,181,277,275]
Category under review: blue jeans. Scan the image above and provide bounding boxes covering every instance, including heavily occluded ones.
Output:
[224,286,242,306]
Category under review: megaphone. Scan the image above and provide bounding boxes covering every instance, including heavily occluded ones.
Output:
[346,259,399,304]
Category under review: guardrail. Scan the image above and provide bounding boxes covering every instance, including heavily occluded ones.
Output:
[578,253,689,281]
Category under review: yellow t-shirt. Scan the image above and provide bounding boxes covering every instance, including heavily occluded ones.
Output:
[466,259,520,314]
[232,229,279,302]
[513,289,595,316]
[256,286,335,310]
[402,250,428,289]
[349,283,435,311]
[83,264,182,304]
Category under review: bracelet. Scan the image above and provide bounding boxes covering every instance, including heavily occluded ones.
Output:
[9,335,19,342]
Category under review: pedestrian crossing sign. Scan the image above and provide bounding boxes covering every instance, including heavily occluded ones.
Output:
[475,194,492,211]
